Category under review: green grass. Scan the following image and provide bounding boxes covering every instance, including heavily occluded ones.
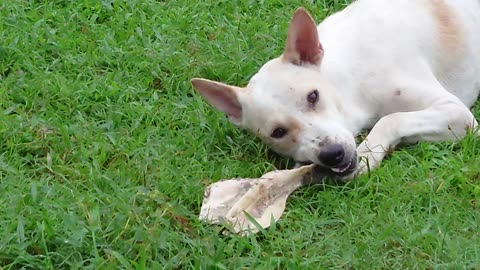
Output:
[0,0,479,269]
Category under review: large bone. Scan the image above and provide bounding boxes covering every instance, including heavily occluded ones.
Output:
[199,164,322,235]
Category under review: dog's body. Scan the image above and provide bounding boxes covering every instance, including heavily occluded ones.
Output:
[192,0,480,179]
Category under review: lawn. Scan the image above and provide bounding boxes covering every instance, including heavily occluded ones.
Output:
[1,0,479,269]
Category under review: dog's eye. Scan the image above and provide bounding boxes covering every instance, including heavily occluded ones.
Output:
[307,89,319,105]
[271,127,288,139]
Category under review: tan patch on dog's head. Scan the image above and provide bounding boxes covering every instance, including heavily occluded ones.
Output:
[286,117,303,143]
[255,116,304,157]
[428,0,465,57]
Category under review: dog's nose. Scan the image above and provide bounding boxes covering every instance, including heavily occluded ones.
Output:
[318,144,345,167]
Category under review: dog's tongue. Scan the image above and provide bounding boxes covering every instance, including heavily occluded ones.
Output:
[199,165,315,235]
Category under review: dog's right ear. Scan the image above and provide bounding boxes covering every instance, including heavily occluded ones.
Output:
[283,7,324,66]
[191,78,243,125]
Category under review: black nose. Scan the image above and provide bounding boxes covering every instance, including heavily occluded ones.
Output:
[318,144,345,167]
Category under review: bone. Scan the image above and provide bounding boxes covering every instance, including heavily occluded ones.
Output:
[199,164,318,235]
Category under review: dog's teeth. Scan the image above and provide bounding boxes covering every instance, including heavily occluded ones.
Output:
[331,167,347,173]
[331,161,352,174]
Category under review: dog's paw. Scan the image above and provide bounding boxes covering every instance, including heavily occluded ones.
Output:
[354,141,389,176]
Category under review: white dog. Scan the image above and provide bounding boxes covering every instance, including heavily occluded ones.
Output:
[191,0,480,179]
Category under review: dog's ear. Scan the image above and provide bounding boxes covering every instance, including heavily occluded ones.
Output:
[191,78,243,125]
[283,7,324,66]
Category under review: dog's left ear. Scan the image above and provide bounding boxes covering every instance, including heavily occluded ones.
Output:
[283,7,324,66]
[191,78,244,125]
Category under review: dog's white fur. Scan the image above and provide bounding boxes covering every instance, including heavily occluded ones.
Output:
[191,0,480,178]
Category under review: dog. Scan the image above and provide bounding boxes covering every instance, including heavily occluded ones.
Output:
[191,0,480,180]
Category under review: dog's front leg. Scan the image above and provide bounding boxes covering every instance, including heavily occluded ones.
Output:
[355,97,478,176]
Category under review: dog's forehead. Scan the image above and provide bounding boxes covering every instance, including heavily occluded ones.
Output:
[247,59,320,94]
[239,58,327,130]
[241,93,284,121]
[239,91,293,134]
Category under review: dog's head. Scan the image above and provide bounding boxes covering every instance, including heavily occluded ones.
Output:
[191,8,357,177]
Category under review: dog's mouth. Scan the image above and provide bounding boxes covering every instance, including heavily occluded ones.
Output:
[298,155,357,177]
[328,157,357,176]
